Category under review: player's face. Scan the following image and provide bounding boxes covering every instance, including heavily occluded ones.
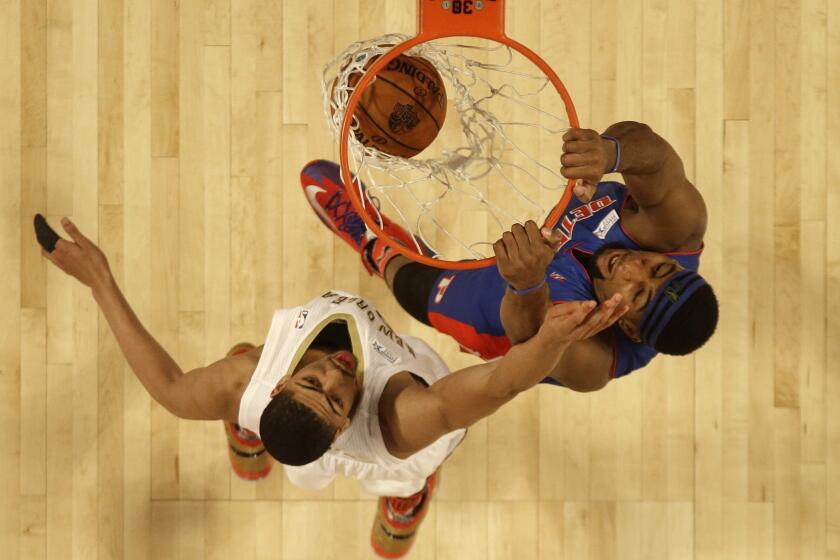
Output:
[282,351,361,432]
[591,247,684,337]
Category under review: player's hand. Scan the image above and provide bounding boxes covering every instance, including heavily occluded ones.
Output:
[537,294,628,343]
[561,128,616,202]
[35,215,112,291]
[494,221,555,291]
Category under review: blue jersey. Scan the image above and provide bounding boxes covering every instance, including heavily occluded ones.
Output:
[426,181,702,378]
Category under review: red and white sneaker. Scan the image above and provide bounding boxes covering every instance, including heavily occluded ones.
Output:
[300,159,434,277]
[370,471,439,558]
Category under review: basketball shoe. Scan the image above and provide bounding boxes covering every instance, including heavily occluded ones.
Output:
[222,342,272,481]
[300,159,435,277]
[370,471,439,558]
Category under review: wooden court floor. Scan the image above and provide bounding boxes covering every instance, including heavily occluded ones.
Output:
[1,0,837,558]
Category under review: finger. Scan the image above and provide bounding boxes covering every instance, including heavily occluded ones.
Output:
[562,168,602,187]
[540,227,566,252]
[573,183,596,203]
[601,294,629,325]
[576,297,618,327]
[61,217,92,248]
[562,128,597,143]
[560,152,594,168]
[524,220,542,246]
[562,140,588,154]
[493,239,509,261]
[578,296,626,335]
[552,301,595,324]
[40,247,57,265]
[510,223,529,250]
[605,303,630,325]
[502,230,520,260]
[563,300,599,321]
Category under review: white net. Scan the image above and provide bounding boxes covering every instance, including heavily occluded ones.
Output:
[323,33,574,263]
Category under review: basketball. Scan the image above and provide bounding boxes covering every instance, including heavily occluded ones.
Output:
[345,54,447,158]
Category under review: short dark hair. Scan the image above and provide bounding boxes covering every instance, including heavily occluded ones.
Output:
[259,390,336,466]
[652,283,719,355]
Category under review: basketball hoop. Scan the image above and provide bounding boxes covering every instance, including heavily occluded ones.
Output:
[323,0,579,269]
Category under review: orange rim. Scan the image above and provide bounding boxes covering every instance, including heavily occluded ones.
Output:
[339,0,578,270]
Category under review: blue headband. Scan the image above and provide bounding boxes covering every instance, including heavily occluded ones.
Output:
[639,270,707,348]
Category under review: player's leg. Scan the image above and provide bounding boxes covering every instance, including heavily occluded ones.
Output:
[222,342,272,480]
[301,159,507,359]
[301,159,442,325]
[370,471,439,559]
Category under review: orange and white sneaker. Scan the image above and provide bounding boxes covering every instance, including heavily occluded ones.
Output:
[370,471,439,558]
[300,159,435,277]
[222,343,272,481]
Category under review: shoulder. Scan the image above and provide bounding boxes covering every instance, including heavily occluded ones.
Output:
[224,345,264,417]
[619,180,706,252]
[378,372,432,459]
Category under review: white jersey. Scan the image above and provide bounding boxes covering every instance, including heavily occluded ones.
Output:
[238,290,466,497]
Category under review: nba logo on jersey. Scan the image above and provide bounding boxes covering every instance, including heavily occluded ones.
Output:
[372,340,397,363]
[294,309,309,329]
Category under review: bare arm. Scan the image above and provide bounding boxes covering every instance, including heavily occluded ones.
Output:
[546,332,615,392]
[561,122,706,252]
[494,221,616,389]
[384,296,627,456]
[37,216,247,421]
[495,221,556,344]
[499,284,552,344]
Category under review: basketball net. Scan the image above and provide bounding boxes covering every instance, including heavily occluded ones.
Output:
[323,33,576,267]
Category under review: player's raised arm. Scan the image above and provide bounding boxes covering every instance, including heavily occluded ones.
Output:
[495,220,555,344]
[384,295,627,456]
[34,215,247,421]
[560,122,706,252]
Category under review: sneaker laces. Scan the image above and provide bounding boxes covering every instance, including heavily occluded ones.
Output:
[323,191,369,245]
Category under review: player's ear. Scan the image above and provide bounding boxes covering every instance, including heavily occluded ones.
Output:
[333,417,351,441]
[618,317,641,342]
[270,377,290,398]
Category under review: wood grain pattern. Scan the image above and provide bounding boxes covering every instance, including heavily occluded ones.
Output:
[5,0,833,557]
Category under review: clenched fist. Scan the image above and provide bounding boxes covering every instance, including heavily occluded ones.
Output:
[494,221,555,292]
[560,128,618,202]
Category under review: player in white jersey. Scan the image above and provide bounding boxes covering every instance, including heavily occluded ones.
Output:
[36,215,627,558]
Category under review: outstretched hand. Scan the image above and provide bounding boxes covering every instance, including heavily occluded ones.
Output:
[538,294,628,344]
[494,221,555,291]
[35,215,112,290]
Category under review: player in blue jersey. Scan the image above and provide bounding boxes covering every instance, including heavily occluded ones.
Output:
[302,121,718,392]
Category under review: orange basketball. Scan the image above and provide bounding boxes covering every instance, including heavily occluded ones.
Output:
[346,54,447,158]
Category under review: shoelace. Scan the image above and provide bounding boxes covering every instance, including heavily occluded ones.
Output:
[323,191,369,245]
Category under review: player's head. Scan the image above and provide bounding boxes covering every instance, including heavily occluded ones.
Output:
[259,350,362,466]
[585,243,718,355]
